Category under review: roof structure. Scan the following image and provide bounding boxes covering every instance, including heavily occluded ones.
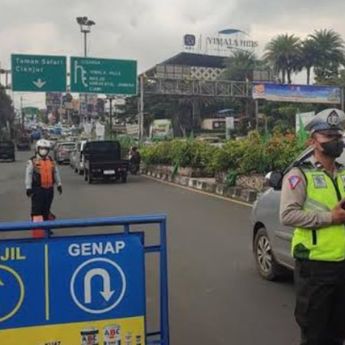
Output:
[143,52,227,76]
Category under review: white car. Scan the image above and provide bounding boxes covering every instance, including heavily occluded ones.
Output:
[251,144,345,280]
[73,140,88,175]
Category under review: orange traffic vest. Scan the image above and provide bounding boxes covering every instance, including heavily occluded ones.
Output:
[32,157,55,189]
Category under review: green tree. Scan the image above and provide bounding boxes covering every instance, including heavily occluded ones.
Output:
[0,86,15,138]
[299,39,318,85]
[310,29,345,83]
[264,34,301,84]
[222,50,259,81]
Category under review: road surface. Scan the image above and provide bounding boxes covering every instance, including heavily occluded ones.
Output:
[0,152,299,345]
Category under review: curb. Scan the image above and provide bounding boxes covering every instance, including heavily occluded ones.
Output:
[142,168,258,204]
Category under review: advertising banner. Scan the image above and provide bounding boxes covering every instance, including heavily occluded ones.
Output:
[0,234,146,345]
[253,83,341,104]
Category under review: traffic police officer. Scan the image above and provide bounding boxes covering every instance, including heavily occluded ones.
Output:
[25,139,62,220]
[280,108,345,345]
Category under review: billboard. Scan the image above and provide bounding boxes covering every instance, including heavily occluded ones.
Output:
[253,83,341,104]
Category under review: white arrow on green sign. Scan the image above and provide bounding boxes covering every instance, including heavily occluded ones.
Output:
[70,57,137,95]
[11,54,67,92]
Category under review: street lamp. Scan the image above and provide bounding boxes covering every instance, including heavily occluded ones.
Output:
[76,16,96,57]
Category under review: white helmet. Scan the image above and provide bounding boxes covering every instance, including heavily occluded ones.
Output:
[36,139,51,151]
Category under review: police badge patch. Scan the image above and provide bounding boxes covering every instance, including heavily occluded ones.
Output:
[327,110,340,127]
[312,174,327,188]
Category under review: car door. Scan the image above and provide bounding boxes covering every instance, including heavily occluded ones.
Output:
[272,148,315,269]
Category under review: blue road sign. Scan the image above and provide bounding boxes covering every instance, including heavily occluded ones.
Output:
[0,234,146,344]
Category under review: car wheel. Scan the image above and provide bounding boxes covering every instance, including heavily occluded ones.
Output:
[254,227,283,281]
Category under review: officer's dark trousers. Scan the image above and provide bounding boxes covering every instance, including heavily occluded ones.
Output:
[31,187,54,220]
[295,259,345,345]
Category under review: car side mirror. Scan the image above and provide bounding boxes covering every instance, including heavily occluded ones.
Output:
[265,171,283,190]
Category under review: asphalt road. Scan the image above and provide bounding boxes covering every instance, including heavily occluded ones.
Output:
[0,152,299,345]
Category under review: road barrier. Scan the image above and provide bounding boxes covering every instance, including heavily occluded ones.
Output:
[0,214,169,345]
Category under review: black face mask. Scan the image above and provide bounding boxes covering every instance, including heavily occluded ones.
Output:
[320,138,344,158]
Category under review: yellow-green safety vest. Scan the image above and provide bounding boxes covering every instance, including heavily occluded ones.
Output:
[292,166,345,261]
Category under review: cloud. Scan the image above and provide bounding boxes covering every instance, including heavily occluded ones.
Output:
[1,0,345,106]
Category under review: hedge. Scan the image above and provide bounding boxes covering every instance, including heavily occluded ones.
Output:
[141,131,305,175]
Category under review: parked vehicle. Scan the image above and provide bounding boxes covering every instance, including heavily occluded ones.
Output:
[71,140,88,175]
[54,142,76,164]
[16,136,31,151]
[251,145,345,280]
[0,141,15,161]
[69,147,77,170]
[83,140,129,184]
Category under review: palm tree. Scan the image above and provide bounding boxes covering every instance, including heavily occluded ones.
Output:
[309,29,345,83]
[299,39,318,85]
[222,50,258,81]
[264,34,301,84]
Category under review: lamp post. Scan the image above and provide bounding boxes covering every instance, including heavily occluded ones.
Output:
[76,17,95,125]
[76,16,96,57]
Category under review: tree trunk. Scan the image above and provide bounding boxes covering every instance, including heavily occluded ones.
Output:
[306,67,311,85]
[282,70,286,84]
[287,69,292,84]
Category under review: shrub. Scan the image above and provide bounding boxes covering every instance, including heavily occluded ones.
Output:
[141,132,306,175]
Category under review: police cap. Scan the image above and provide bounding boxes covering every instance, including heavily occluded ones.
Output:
[305,108,345,134]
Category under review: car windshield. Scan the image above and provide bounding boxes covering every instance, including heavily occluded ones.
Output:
[86,141,120,153]
[60,143,75,151]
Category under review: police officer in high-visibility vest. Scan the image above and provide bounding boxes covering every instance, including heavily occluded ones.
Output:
[25,139,62,220]
[280,108,345,345]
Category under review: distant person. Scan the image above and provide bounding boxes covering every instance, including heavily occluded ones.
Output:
[25,139,62,221]
[129,146,141,165]
[129,146,141,175]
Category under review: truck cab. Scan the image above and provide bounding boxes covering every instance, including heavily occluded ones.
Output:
[83,140,129,184]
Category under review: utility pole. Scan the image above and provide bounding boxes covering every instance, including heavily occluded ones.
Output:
[20,96,24,128]
[109,97,113,138]
[139,75,144,142]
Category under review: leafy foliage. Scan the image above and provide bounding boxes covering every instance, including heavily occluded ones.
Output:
[264,34,301,84]
[142,131,305,175]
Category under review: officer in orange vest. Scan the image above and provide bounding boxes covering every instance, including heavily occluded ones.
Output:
[25,139,62,220]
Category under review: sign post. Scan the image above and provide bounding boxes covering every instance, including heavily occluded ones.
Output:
[11,54,66,92]
[70,57,137,95]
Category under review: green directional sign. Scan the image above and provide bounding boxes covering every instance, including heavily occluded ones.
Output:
[11,54,66,92]
[70,57,137,95]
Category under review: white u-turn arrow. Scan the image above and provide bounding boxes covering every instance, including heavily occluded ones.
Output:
[84,268,115,304]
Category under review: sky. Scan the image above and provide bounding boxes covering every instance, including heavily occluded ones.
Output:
[1,0,345,108]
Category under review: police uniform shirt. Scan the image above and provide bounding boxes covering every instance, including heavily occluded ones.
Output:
[280,156,335,229]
